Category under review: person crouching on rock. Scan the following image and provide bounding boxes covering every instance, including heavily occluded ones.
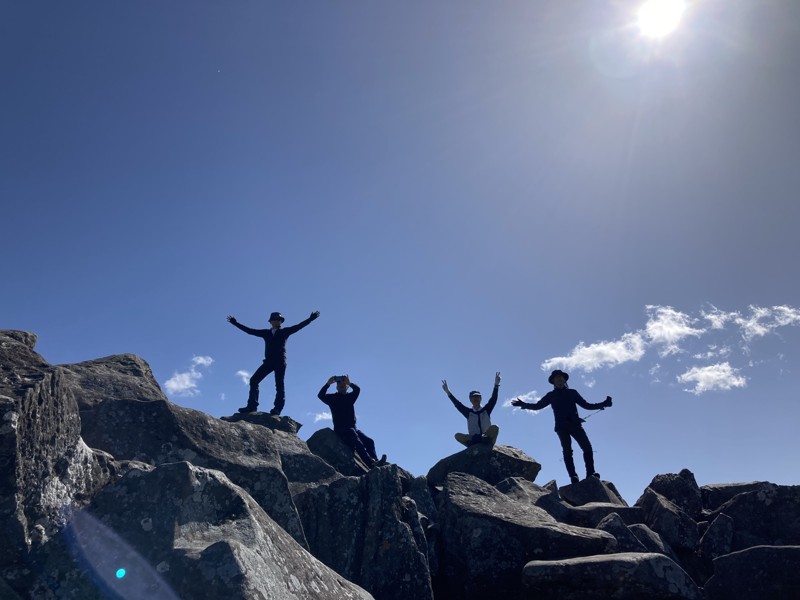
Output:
[317,375,387,469]
[442,372,501,447]
[512,369,612,484]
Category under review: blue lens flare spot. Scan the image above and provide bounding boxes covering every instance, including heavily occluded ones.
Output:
[116,568,126,579]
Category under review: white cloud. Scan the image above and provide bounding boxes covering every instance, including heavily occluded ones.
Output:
[164,355,214,397]
[645,305,705,356]
[701,306,739,329]
[314,412,332,423]
[236,370,251,384]
[735,305,800,341]
[541,332,647,373]
[677,362,747,395]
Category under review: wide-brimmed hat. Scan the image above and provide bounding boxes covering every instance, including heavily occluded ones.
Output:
[548,369,569,384]
[268,312,285,323]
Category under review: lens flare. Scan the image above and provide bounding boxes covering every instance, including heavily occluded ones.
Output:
[638,0,686,39]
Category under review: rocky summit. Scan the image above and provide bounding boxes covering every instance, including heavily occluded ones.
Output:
[1,329,798,599]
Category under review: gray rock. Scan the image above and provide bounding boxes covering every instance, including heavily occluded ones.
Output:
[596,512,649,553]
[639,469,703,520]
[306,427,371,476]
[636,489,699,551]
[436,472,615,600]
[707,484,800,550]
[561,503,645,529]
[0,336,116,569]
[221,411,302,435]
[31,462,374,600]
[559,476,627,507]
[705,545,800,600]
[700,481,773,512]
[699,513,733,560]
[495,477,571,521]
[629,524,680,563]
[521,552,701,600]
[406,476,437,522]
[426,444,541,487]
[293,465,433,600]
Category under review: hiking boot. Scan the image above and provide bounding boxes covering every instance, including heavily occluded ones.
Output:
[269,408,282,416]
[569,475,580,485]
[238,404,258,414]
[589,472,601,479]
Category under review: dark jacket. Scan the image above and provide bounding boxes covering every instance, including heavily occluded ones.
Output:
[318,383,360,431]
[526,387,606,431]
[232,315,317,363]
[447,384,499,436]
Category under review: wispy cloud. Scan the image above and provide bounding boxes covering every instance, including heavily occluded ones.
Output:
[539,304,800,395]
[541,332,647,372]
[503,391,541,412]
[314,412,332,423]
[236,370,250,385]
[164,355,214,397]
[677,363,747,395]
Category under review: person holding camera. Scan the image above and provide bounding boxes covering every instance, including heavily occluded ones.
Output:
[317,375,386,468]
[227,310,320,415]
[442,372,501,447]
[512,369,612,484]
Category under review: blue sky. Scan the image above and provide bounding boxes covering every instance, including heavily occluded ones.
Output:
[3,0,799,503]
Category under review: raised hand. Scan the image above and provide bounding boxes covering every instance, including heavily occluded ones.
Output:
[327,375,336,385]
[495,371,501,386]
[441,379,450,394]
[310,311,321,320]
[227,315,237,324]
[511,398,526,408]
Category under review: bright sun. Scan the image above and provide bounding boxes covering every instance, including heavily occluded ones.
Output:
[637,0,686,39]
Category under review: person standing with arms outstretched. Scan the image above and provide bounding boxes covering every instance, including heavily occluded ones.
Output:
[512,369,612,484]
[442,372,501,447]
[227,310,320,415]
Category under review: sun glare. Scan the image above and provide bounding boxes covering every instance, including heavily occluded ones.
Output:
[637,0,686,39]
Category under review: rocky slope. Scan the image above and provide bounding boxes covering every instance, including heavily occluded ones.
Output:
[1,330,798,599]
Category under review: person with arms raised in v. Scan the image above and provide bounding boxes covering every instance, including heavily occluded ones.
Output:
[227,310,320,415]
[512,369,612,484]
[442,371,501,447]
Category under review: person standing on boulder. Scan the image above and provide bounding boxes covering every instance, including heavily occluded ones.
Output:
[512,370,612,484]
[442,372,501,447]
[227,310,320,415]
[317,375,387,468]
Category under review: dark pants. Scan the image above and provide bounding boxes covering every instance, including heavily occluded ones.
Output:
[336,427,378,465]
[556,424,595,478]
[248,360,286,412]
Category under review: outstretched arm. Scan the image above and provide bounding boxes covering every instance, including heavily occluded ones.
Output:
[511,392,552,411]
[574,391,613,411]
[227,315,263,336]
[442,380,470,418]
[485,371,501,414]
[282,311,321,336]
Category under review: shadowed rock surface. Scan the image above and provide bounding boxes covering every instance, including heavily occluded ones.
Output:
[2,330,800,599]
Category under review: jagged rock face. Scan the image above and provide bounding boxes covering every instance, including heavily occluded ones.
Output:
[306,427,372,476]
[426,443,541,487]
[704,545,800,600]
[522,552,702,600]
[636,488,699,551]
[0,332,115,568]
[596,513,649,553]
[29,462,374,600]
[293,465,433,600]
[640,469,703,520]
[558,476,628,507]
[435,472,615,600]
[700,481,772,512]
[707,484,800,550]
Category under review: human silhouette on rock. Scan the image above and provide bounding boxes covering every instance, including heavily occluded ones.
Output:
[512,369,612,484]
[442,372,501,447]
[317,374,387,468]
[227,310,320,415]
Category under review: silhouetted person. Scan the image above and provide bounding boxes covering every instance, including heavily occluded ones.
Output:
[512,369,612,484]
[442,372,501,447]
[317,375,386,468]
[227,310,320,415]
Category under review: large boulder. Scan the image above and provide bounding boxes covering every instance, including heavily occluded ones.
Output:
[77,394,341,549]
[426,444,541,487]
[706,485,800,550]
[560,503,644,529]
[559,476,627,507]
[221,411,303,435]
[0,333,117,568]
[640,469,703,520]
[636,489,699,552]
[521,552,701,600]
[306,427,372,476]
[495,477,571,521]
[698,513,733,561]
[436,472,615,600]
[704,545,800,600]
[27,462,374,600]
[700,481,773,512]
[596,512,649,553]
[628,524,680,563]
[292,465,433,600]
